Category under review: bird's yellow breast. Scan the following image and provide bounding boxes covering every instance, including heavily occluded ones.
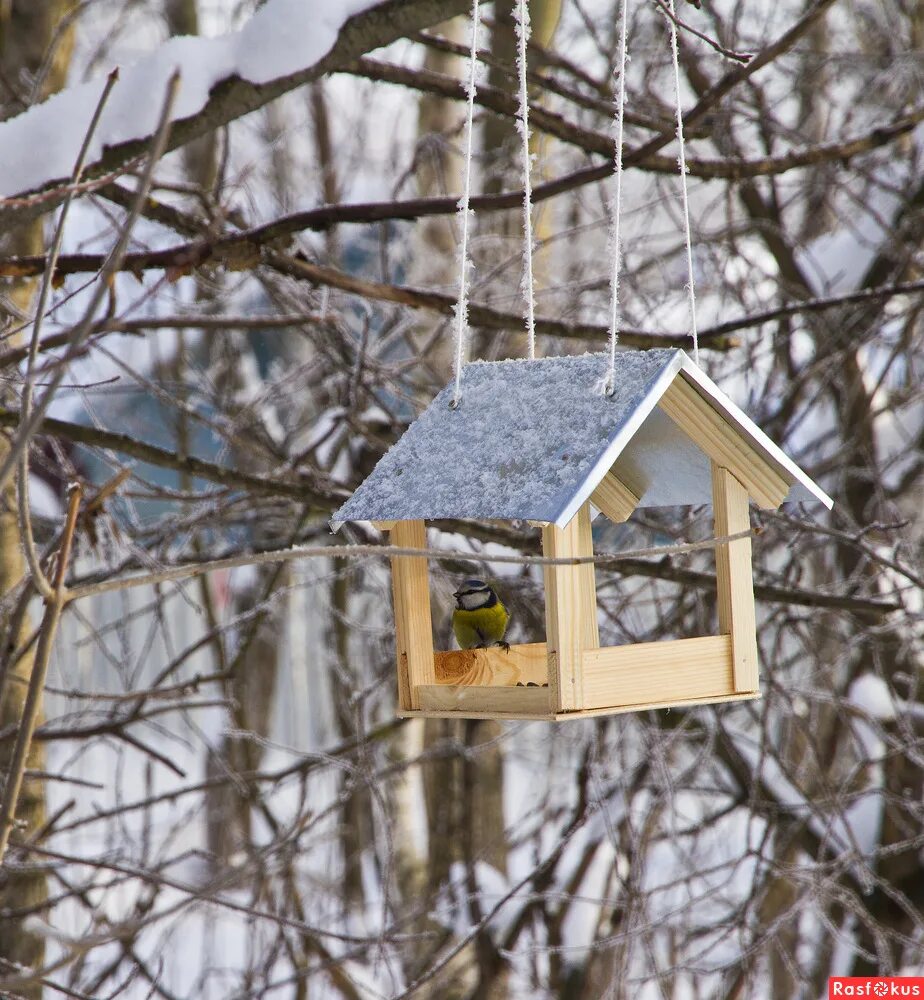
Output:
[453,601,509,648]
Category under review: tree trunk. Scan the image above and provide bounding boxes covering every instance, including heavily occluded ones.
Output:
[0,4,78,991]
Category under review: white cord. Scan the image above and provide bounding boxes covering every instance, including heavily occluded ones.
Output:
[605,0,630,394]
[666,0,699,366]
[451,0,482,408]
[515,0,536,357]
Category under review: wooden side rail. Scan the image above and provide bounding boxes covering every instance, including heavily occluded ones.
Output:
[581,635,735,710]
[415,635,746,718]
[417,684,551,715]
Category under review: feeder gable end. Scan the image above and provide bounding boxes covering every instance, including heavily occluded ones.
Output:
[658,373,790,509]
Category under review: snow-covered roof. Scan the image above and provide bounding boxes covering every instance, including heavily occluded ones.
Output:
[332,350,832,530]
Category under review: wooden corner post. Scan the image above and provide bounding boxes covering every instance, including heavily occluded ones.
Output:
[389,520,435,711]
[542,504,599,712]
[711,463,759,693]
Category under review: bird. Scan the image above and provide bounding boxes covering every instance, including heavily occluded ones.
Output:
[452,578,510,651]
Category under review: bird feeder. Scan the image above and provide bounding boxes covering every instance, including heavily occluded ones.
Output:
[332,350,832,721]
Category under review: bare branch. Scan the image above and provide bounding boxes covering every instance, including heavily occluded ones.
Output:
[0,484,81,862]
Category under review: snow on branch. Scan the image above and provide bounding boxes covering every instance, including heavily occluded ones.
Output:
[0,0,478,229]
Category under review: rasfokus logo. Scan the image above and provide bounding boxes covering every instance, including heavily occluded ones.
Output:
[829,979,924,998]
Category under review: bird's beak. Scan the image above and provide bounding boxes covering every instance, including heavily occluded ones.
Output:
[452,590,461,599]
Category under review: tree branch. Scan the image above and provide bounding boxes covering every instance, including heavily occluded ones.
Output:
[0,484,81,863]
[0,408,345,508]
[0,0,489,230]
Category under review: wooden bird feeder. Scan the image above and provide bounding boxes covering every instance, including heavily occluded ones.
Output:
[332,350,832,721]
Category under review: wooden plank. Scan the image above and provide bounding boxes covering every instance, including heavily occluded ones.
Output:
[543,506,595,712]
[417,684,550,715]
[658,374,790,509]
[372,520,396,531]
[581,635,733,709]
[390,520,435,711]
[434,642,549,686]
[590,471,640,524]
[400,690,758,722]
[399,707,556,721]
[551,690,759,720]
[712,464,760,693]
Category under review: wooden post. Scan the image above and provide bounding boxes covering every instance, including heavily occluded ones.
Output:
[389,520,435,711]
[543,503,597,712]
[711,463,759,693]
[576,505,600,652]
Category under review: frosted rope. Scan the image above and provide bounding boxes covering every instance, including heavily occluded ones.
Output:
[515,0,536,357]
[605,0,630,395]
[666,0,699,366]
[451,0,482,408]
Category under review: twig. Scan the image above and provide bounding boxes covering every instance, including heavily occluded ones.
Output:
[66,530,759,602]
[268,252,737,350]
[17,68,119,602]
[0,70,180,498]
[0,312,338,369]
[59,529,902,616]
[2,103,921,287]
[414,29,596,102]
[694,278,924,339]
[0,483,81,863]
[412,27,704,134]
[651,0,753,63]
[5,269,924,372]
[0,406,346,507]
[0,154,145,210]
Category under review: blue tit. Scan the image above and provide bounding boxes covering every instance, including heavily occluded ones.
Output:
[452,578,510,651]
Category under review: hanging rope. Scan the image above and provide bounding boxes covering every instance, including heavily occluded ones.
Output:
[605,0,630,395]
[665,0,699,366]
[451,0,483,408]
[514,0,537,357]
